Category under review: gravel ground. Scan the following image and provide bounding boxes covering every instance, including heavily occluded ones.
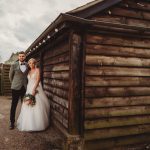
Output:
[0,96,63,150]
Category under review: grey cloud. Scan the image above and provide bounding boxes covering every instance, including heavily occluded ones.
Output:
[0,0,92,62]
[14,20,42,42]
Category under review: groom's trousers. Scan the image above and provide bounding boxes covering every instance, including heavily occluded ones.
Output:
[10,86,26,124]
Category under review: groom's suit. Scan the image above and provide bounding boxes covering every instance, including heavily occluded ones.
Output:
[9,61,28,124]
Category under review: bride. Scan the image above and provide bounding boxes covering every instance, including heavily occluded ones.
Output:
[17,58,50,131]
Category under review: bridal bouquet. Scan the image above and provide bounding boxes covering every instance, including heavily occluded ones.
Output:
[23,94,36,106]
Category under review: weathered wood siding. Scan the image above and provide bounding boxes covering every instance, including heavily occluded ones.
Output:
[68,31,83,135]
[0,64,11,96]
[83,0,150,149]
[3,64,11,95]
[0,64,2,95]
[43,39,69,131]
[89,0,150,28]
[84,31,150,149]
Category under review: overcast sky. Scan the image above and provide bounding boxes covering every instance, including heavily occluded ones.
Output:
[0,0,92,62]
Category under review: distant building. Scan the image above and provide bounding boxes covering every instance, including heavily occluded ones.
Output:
[5,52,18,64]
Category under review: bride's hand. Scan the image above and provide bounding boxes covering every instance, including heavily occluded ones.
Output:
[32,89,36,96]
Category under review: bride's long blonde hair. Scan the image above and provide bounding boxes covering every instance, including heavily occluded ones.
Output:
[28,58,37,68]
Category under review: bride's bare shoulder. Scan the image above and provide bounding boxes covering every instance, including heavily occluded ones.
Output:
[35,68,40,73]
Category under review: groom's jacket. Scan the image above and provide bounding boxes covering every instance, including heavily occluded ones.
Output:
[9,61,28,90]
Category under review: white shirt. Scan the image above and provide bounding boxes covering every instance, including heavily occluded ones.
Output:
[19,61,27,73]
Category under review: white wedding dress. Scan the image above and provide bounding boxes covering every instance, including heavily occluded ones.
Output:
[17,71,50,131]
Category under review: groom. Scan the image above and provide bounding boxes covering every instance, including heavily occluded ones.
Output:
[9,51,28,129]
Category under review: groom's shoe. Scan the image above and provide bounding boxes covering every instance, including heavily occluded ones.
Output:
[9,123,14,130]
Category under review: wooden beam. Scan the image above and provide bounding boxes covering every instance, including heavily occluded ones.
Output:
[86,55,150,67]
[85,106,150,119]
[85,133,150,150]
[68,30,83,134]
[86,34,150,48]
[86,44,150,58]
[85,66,150,77]
[39,51,44,86]
[85,86,150,98]
[85,96,150,108]
[85,124,150,140]
[85,76,150,87]
[85,115,150,129]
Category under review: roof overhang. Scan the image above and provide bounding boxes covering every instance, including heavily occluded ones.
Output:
[26,13,150,56]
[26,0,124,55]
[67,0,122,18]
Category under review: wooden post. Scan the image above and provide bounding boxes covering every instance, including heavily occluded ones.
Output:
[2,64,11,95]
[0,64,2,95]
[1,64,4,95]
[68,30,83,135]
[40,51,44,86]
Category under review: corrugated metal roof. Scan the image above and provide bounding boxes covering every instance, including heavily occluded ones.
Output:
[67,0,104,14]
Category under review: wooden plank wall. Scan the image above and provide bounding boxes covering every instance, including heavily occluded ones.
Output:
[43,39,69,131]
[89,0,150,29]
[0,64,2,95]
[0,64,11,95]
[84,0,150,149]
[3,64,11,95]
[84,32,150,149]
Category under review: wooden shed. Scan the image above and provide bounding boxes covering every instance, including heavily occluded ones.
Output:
[25,0,150,149]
